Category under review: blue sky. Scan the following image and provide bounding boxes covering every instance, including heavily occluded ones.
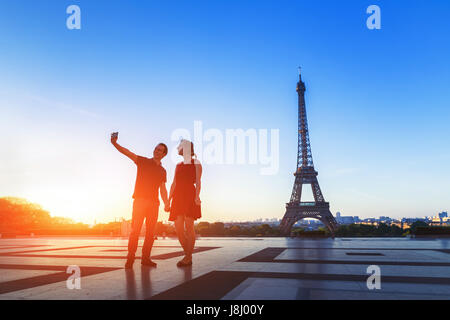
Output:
[0,0,449,223]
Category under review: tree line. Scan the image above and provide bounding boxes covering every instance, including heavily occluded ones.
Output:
[1,197,448,237]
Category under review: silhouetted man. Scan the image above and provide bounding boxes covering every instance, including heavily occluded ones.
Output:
[111,132,170,269]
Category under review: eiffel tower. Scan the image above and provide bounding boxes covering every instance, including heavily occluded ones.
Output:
[280,69,339,236]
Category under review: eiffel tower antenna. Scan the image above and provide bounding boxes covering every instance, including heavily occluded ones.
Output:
[280,69,339,236]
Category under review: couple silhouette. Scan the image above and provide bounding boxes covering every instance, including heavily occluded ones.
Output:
[111,132,202,269]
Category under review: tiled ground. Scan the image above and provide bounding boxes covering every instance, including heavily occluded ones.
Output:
[0,237,449,300]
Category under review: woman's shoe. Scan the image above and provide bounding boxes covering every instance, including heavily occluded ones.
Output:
[125,258,134,269]
[177,258,192,267]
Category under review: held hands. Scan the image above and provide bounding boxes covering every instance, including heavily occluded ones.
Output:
[164,201,171,212]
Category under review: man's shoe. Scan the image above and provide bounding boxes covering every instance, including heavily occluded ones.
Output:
[125,258,134,269]
[141,259,157,267]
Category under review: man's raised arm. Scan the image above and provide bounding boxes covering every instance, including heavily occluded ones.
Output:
[110,132,138,163]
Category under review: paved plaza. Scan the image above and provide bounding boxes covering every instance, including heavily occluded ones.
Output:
[0,237,449,300]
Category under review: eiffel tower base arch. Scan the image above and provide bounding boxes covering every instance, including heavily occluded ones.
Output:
[280,203,338,237]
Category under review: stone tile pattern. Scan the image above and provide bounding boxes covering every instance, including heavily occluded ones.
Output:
[0,238,449,300]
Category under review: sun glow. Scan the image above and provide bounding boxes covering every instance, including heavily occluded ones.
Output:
[21,182,133,224]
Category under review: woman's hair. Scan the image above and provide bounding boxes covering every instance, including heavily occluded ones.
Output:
[179,139,196,157]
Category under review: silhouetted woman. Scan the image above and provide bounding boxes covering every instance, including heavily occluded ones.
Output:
[168,139,202,266]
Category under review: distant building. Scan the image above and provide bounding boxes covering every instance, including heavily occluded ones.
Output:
[391,220,403,228]
[401,217,429,228]
[341,217,355,224]
[335,212,356,225]
[430,212,450,226]
[121,219,131,237]
[360,218,378,226]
